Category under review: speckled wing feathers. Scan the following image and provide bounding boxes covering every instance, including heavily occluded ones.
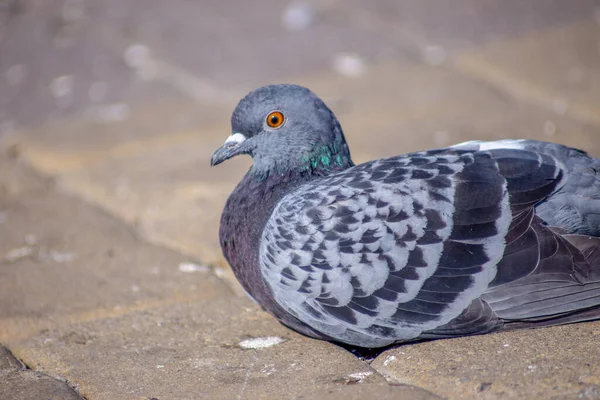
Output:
[259,150,527,346]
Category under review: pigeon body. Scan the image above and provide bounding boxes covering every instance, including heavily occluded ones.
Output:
[211,84,600,348]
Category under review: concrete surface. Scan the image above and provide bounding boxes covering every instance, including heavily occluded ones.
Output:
[372,322,600,399]
[1,344,84,400]
[1,0,600,399]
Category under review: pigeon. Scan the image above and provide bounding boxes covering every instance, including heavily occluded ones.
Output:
[210,84,600,348]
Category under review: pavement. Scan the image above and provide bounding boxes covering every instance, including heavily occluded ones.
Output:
[1,0,600,399]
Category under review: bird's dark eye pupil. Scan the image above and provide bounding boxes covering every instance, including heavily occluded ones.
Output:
[271,115,279,124]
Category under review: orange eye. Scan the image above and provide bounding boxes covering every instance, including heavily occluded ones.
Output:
[266,111,285,128]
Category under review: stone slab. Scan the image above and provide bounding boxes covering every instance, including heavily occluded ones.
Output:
[456,21,600,127]
[1,369,84,400]
[11,296,388,400]
[344,0,598,53]
[0,155,50,199]
[0,344,24,371]
[0,156,232,343]
[1,344,84,400]
[297,383,443,400]
[371,322,600,399]
[0,153,392,399]
[0,99,234,176]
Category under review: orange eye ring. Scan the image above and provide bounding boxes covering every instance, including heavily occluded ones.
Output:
[266,111,285,128]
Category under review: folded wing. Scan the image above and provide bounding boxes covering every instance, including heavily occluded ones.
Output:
[260,147,572,347]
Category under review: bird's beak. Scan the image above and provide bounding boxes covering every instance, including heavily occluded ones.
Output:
[210,133,247,166]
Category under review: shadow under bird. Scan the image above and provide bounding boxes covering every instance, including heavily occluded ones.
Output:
[210,84,600,348]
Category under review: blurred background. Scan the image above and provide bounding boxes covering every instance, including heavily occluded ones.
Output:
[2,2,600,398]
[1,0,600,269]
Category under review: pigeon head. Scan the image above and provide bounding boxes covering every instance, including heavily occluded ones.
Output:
[210,84,353,176]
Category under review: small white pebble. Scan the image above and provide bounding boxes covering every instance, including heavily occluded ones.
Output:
[50,75,74,99]
[214,267,226,278]
[131,285,141,293]
[383,355,397,367]
[261,364,277,376]
[332,53,365,78]
[282,2,315,31]
[156,365,164,369]
[422,45,446,66]
[238,336,286,349]
[5,64,27,86]
[347,371,373,382]
[5,247,34,262]
[503,343,510,347]
[49,251,76,263]
[178,262,210,273]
